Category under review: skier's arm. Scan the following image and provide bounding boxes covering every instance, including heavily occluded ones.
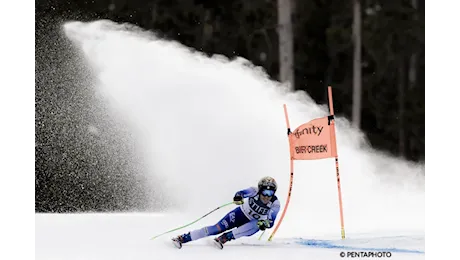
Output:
[235,187,258,198]
[233,187,257,205]
[267,199,280,228]
[256,199,280,230]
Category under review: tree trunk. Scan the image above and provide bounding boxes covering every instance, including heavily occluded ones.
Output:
[277,0,294,90]
[409,53,417,90]
[409,0,418,90]
[398,59,406,158]
[352,0,362,129]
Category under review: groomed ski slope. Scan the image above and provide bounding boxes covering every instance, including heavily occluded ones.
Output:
[36,213,424,260]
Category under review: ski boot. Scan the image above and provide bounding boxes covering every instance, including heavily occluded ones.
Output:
[171,232,192,249]
[213,231,235,250]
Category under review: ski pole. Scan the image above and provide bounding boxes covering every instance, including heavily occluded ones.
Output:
[258,230,265,240]
[150,201,234,240]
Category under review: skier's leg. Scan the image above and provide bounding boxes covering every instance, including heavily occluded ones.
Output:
[212,220,259,249]
[214,213,257,246]
[174,206,246,245]
[231,219,260,239]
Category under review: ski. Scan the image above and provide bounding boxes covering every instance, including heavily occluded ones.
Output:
[171,238,182,249]
[171,237,225,250]
[212,238,224,250]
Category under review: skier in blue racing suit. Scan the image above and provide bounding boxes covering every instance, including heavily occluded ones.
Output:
[172,176,281,249]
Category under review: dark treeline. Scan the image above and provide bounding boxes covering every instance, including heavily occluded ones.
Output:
[35,0,424,212]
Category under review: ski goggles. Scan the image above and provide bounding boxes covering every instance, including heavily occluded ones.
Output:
[261,189,275,197]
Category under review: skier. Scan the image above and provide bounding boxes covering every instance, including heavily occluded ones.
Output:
[172,176,281,249]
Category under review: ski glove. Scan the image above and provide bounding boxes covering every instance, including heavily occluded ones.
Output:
[233,193,244,205]
[257,219,272,231]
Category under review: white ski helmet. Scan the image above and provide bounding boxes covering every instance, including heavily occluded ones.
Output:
[258,176,277,193]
